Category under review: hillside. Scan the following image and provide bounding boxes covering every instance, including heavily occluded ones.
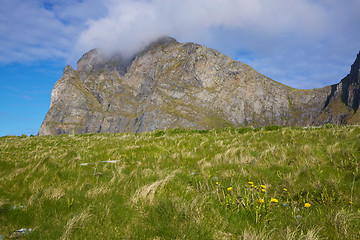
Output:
[39,37,360,135]
[1,126,359,239]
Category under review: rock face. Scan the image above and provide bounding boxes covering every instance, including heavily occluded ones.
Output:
[314,52,360,124]
[38,37,360,135]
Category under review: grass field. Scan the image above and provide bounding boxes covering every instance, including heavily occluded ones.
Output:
[0,125,359,239]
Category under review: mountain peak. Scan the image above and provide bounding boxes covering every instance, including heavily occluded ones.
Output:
[75,36,179,74]
[38,39,360,135]
[350,51,360,78]
[152,36,178,45]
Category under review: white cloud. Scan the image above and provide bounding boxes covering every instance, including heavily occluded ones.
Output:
[1,0,359,88]
[74,0,360,88]
[76,0,331,57]
[0,0,107,64]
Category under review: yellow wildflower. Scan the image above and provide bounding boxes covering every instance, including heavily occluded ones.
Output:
[304,203,311,208]
[270,198,278,203]
[261,185,266,189]
[232,173,235,176]
[227,187,232,191]
[349,201,353,205]
[261,189,266,193]
[283,188,287,192]
[258,198,264,204]
[216,182,219,185]
[248,182,254,185]
[254,186,258,189]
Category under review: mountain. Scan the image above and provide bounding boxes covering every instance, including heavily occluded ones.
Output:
[38,37,360,135]
[314,52,360,124]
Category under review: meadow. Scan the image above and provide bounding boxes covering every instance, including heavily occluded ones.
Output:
[0,125,359,239]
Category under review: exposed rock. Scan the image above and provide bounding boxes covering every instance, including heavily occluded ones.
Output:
[38,37,360,135]
[314,52,360,124]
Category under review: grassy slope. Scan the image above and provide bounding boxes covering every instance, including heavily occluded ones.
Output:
[0,126,359,239]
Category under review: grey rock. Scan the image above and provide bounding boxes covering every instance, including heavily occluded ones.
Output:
[314,52,360,124]
[38,37,360,135]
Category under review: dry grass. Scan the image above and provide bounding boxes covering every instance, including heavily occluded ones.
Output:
[61,208,91,240]
[131,170,179,204]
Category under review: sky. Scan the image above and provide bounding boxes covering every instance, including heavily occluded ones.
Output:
[0,0,360,136]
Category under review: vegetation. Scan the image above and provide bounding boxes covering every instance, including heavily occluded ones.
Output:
[1,125,359,239]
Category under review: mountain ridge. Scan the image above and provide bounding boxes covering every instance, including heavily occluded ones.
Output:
[38,37,360,135]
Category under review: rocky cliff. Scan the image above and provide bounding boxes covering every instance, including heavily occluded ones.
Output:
[314,52,360,124]
[38,37,360,135]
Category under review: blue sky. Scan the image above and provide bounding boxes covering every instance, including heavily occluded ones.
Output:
[1,0,360,136]
[0,61,63,136]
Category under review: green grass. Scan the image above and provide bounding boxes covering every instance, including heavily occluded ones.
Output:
[0,125,359,239]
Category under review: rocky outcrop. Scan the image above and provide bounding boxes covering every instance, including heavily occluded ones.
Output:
[38,37,360,135]
[314,52,360,124]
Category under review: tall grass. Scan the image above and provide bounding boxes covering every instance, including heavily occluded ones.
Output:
[0,125,359,239]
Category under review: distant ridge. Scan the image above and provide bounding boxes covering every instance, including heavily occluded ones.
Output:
[39,37,360,135]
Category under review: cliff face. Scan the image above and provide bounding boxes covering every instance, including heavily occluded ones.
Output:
[38,37,359,135]
[314,52,360,124]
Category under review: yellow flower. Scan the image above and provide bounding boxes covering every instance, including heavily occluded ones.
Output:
[216,182,219,185]
[258,198,264,204]
[232,173,235,176]
[270,198,278,203]
[248,182,254,185]
[227,187,232,191]
[349,201,353,205]
[254,186,258,189]
[261,189,266,193]
[283,188,288,192]
[261,185,266,189]
[304,203,311,208]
